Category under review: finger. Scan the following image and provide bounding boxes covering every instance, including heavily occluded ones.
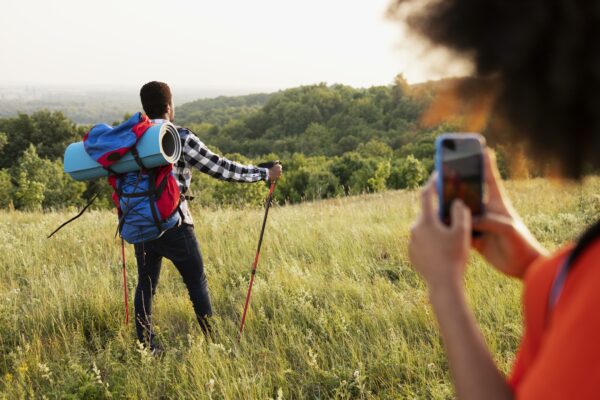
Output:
[428,171,438,192]
[450,200,471,235]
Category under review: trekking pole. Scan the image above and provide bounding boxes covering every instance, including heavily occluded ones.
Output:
[238,178,278,342]
[121,238,130,324]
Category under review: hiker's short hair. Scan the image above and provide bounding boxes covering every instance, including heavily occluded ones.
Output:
[140,81,172,119]
[389,0,600,178]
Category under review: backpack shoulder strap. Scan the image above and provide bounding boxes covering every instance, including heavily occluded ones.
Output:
[130,146,147,170]
[47,193,99,238]
[548,219,600,312]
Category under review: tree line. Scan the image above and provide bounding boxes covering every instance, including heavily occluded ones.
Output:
[0,77,526,211]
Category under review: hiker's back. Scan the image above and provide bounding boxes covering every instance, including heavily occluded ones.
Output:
[84,113,183,244]
[110,163,181,243]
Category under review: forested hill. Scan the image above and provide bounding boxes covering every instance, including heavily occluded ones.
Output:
[175,77,441,158]
[175,93,272,126]
[0,76,529,211]
[0,86,261,125]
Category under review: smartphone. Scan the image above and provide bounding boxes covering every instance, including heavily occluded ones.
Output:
[434,133,485,225]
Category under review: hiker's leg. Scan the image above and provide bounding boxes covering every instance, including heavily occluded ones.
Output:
[166,224,213,335]
[134,243,162,345]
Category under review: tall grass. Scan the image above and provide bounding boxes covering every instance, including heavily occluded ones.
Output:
[1,178,598,399]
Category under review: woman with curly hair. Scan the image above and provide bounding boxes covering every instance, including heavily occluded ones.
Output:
[393,0,600,398]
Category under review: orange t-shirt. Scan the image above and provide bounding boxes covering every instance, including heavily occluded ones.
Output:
[508,241,600,399]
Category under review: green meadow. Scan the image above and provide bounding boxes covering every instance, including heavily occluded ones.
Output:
[1,178,598,399]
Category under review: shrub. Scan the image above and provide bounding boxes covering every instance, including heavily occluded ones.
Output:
[0,169,13,208]
[11,145,86,210]
[388,154,427,190]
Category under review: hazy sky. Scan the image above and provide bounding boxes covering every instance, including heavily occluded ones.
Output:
[0,0,469,93]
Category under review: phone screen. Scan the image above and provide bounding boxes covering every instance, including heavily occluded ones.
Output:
[440,137,483,223]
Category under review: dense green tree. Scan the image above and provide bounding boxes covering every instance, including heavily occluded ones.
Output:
[0,169,12,208]
[349,159,391,194]
[220,119,253,142]
[357,139,393,159]
[13,171,45,211]
[388,155,427,189]
[271,154,307,203]
[0,111,84,168]
[297,123,330,155]
[0,132,7,153]
[304,169,342,200]
[210,178,269,208]
[330,152,366,195]
[11,145,86,210]
[41,161,87,210]
[275,169,310,203]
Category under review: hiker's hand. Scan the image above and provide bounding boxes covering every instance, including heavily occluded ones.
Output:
[409,176,471,292]
[471,150,547,278]
[268,164,282,181]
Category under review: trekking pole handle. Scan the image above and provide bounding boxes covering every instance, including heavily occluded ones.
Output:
[258,160,281,170]
[258,160,281,188]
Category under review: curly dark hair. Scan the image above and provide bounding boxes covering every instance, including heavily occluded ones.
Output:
[389,0,600,178]
[140,81,172,119]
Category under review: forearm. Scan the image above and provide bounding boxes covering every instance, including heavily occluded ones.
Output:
[429,280,513,400]
[188,154,267,182]
[206,163,267,182]
[183,133,267,182]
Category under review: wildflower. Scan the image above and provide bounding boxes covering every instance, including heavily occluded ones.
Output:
[17,363,28,376]
[205,378,215,392]
[92,362,102,385]
[307,349,318,368]
[38,363,53,382]
[136,341,152,363]
[208,342,230,355]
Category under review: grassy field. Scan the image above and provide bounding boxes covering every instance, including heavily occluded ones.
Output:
[1,178,599,399]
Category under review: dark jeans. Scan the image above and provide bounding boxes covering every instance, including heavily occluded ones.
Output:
[133,224,212,345]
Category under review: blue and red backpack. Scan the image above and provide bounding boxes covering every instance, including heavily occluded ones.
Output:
[83,113,182,244]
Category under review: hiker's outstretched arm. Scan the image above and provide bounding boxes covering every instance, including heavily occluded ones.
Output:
[183,133,268,182]
[409,178,513,400]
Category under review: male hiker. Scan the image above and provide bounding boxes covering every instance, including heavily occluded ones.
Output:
[135,81,282,351]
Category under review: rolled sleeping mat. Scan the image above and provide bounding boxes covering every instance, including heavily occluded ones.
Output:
[64,122,181,181]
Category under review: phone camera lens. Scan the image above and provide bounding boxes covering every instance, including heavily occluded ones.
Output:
[443,139,456,151]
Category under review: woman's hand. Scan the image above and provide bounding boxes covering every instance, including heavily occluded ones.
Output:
[409,176,515,400]
[409,176,472,292]
[472,150,547,278]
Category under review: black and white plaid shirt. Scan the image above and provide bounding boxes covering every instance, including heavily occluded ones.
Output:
[155,123,268,225]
